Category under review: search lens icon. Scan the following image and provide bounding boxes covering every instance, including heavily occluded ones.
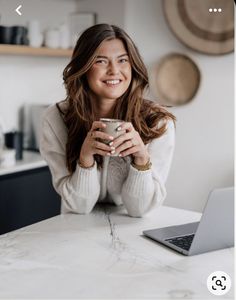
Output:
[215,279,223,287]
[207,271,231,296]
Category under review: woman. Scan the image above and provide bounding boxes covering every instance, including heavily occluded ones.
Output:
[40,24,176,217]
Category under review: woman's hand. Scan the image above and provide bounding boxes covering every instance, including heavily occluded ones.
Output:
[112,122,150,165]
[79,121,114,167]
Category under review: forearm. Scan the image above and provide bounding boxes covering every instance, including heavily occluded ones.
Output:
[121,120,175,217]
[40,116,101,214]
[121,165,156,217]
[54,161,100,214]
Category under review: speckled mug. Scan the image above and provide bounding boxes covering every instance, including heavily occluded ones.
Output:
[99,118,125,156]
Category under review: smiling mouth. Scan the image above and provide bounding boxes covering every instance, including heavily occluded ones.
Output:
[103,79,122,86]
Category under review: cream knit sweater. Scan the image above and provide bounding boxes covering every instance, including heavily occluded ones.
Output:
[40,104,175,217]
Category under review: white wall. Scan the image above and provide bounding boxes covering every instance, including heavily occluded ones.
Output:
[124,0,234,212]
[75,0,126,26]
[0,0,234,212]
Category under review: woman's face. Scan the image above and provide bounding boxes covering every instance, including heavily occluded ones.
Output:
[86,38,132,102]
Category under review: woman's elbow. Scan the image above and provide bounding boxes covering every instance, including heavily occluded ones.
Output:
[122,192,154,218]
[76,205,94,214]
[62,194,98,215]
[75,196,97,214]
[128,210,145,218]
[126,204,148,218]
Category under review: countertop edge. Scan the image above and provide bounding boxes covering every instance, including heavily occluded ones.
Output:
[0,151,47,176]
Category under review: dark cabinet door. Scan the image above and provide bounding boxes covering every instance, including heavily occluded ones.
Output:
[0,167,61,235]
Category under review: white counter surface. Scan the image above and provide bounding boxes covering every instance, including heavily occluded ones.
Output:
[0,151,47,176]
[0,204,234,299]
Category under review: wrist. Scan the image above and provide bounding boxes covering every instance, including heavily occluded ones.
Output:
[79,153,95,168]
[133,154,150,166]
[131,157,152,171]
[132,154,152,171]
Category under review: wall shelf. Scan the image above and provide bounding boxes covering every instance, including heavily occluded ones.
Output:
[0,44,73,57]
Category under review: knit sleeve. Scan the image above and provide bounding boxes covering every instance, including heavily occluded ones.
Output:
[39,115,100,214]
[121,120,175,217]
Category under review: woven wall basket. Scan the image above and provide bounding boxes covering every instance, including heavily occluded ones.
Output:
[150,53,201,106]
[163,0,234,55]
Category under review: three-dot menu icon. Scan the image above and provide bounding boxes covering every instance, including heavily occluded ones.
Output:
[209,8,222,12]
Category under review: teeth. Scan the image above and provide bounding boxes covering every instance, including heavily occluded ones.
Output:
[105,80,120,85]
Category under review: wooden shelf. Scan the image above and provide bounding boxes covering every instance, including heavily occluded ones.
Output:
[0,44,73,57]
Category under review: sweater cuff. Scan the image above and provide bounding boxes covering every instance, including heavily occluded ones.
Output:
[71,161,99,196]
[123,164,153,196]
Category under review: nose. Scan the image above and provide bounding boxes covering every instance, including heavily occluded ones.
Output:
[107,61,119,75]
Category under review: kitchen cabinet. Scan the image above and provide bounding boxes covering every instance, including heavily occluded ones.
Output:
[0,152,61,235]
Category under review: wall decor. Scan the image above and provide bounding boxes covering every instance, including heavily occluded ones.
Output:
[150,53,201,106]
[163,0,234,55]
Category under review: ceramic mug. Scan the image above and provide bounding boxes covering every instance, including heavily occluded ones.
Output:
[0,149,16,167]
[99,118,125,156]
[28,20,43,47]
[45,29,60,48]
[4,131,23,160]
[11,26,28,45]
[0,26,13,44]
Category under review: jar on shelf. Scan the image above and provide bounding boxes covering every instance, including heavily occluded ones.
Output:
[45,28,60,49]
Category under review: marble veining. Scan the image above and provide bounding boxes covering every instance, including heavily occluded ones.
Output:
[104,207,183,276]
[0,205,234,299]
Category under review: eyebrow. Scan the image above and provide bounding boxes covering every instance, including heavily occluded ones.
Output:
[96,53,128,59]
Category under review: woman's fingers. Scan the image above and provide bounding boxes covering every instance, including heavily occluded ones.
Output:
[87,121,142,157]
[91,121,106,131]
[92,130,114,141]
[95,149,111,156]
[110,123,140,155]
[112,132,133,148]
[93,140,114,152]
[89,121,114,142]
[119,146,139,157]
[117,122,133,132]
[115,139,139,155]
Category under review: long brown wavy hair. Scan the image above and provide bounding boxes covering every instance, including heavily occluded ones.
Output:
[57,24,176,174]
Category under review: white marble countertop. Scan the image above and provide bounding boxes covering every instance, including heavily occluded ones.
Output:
[0,204,234,299]
[0,150,47,176]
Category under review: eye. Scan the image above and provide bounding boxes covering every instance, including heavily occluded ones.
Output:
[119,58,129,63]
[95,59,107,64]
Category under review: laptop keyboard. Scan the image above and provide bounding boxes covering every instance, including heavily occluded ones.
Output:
[165,234,195,251]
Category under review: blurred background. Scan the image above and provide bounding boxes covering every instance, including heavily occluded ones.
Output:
[0,0,234,233]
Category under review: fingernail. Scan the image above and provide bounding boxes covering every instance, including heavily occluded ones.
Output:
[109,141,113,146]
[118,153,122,157]
[111,150,116,154]
[102,123,106,127]
[117,127,121,131]
[109,136,114,140]
[106,152,111,156]
[110,146,115,150]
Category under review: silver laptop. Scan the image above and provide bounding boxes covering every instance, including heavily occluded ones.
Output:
[143,187,234,256]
